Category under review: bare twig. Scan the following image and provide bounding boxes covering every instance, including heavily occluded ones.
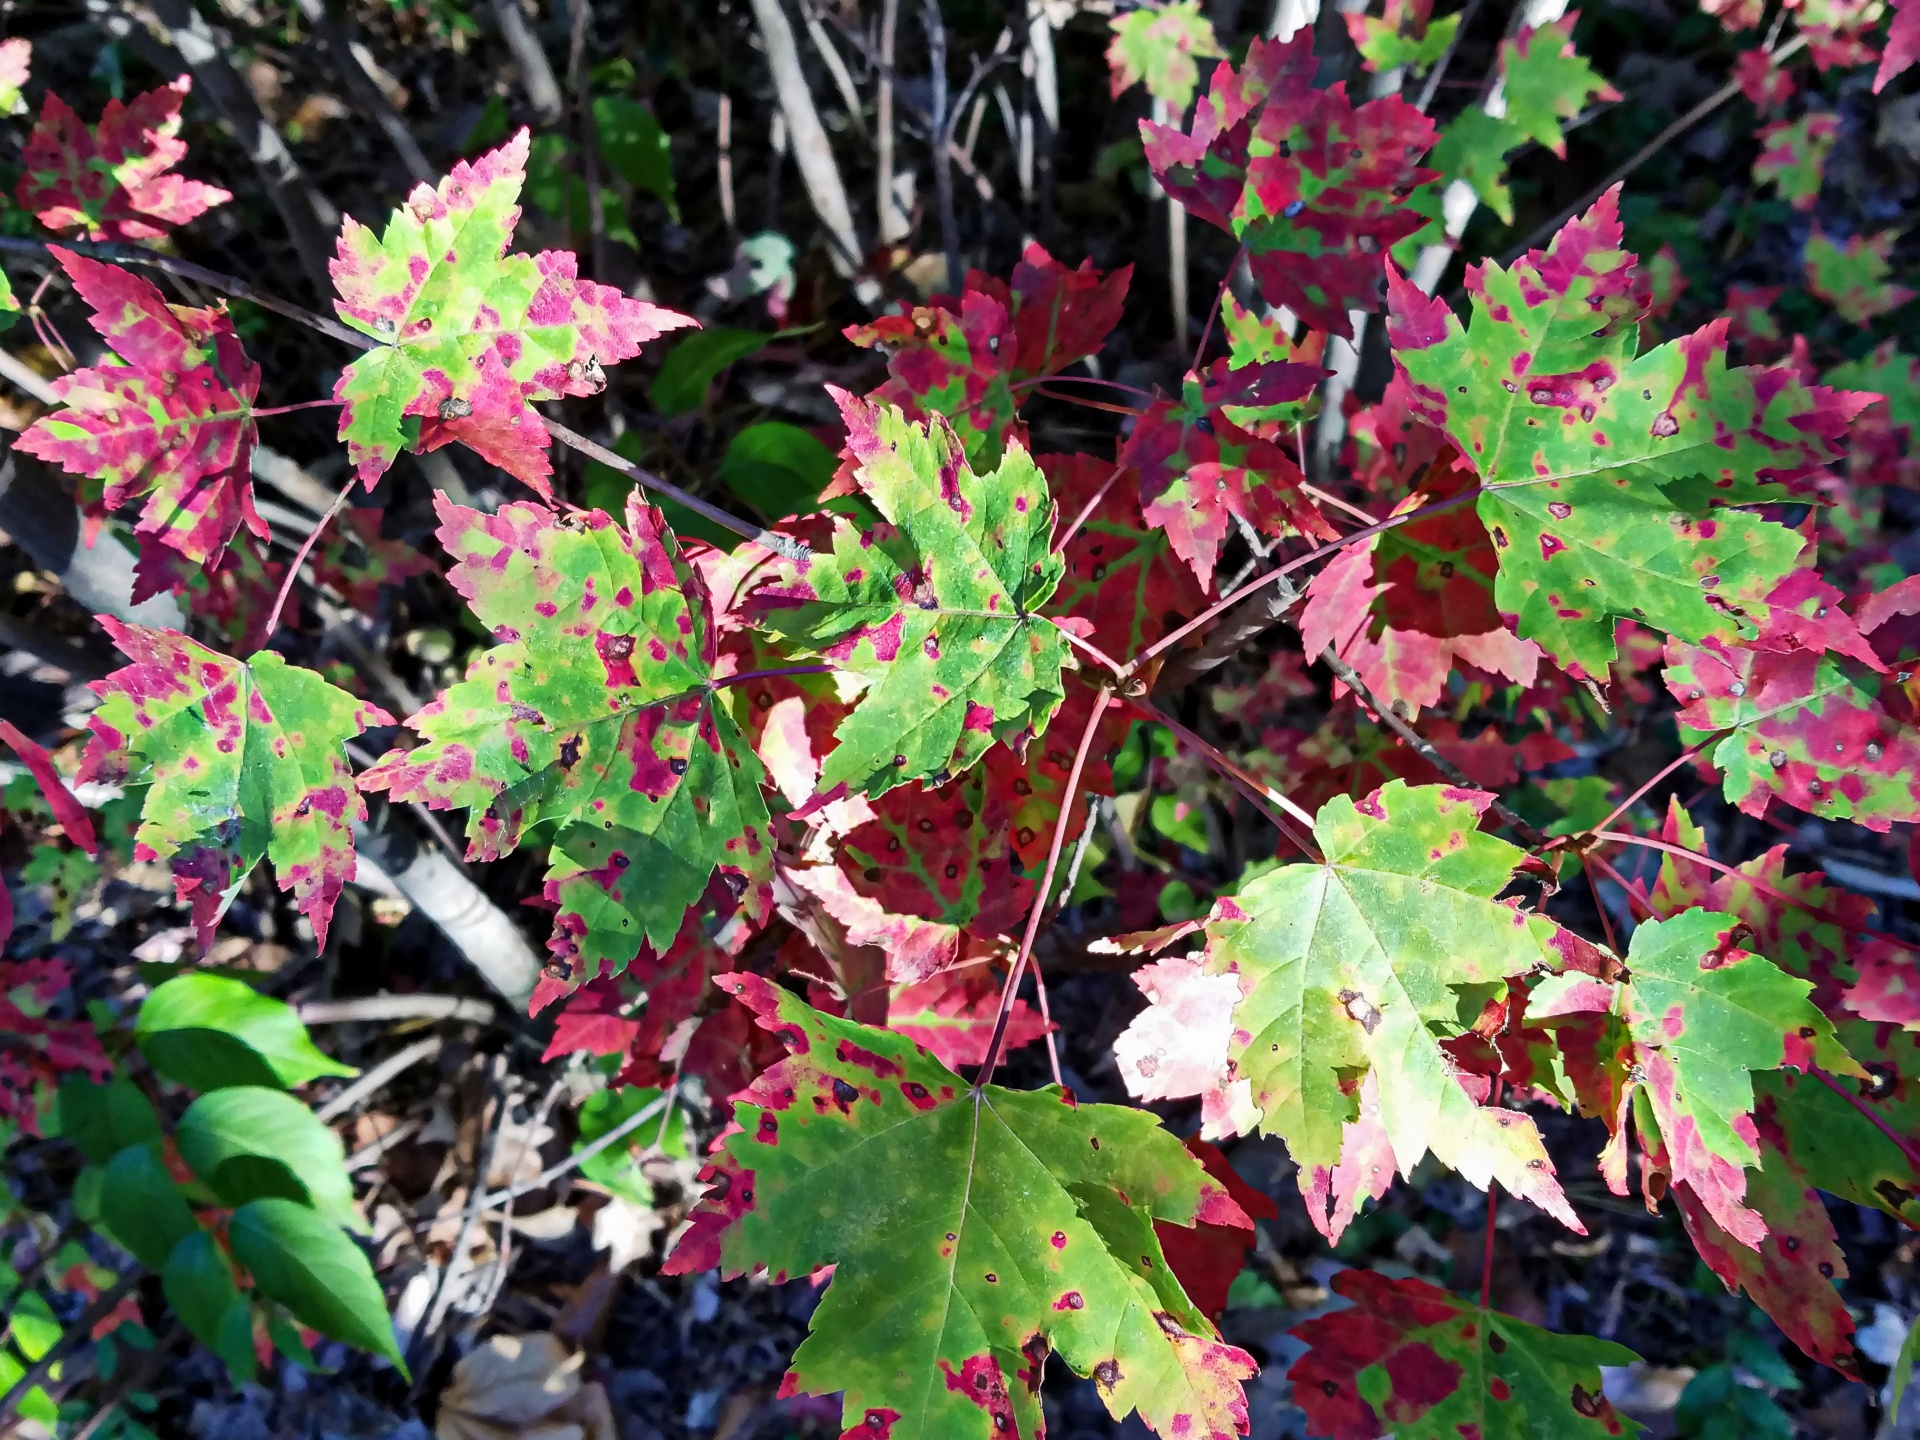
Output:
[412,1055,510,1377]
[300,995,498,1026]
[477,1091,672,1212]
[0,1272,141,1430]
[877,0,906,243]
[292,0,435,184]
[1497,34,1808,267]
[262,482,352,640]
[747,0,881,307]
[316,1035,445,1122]
[488,0,564,124]
[568,0,611,281]
[923,0,960,293]
[100,0,340,293]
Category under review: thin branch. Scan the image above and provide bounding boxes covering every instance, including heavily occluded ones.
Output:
[568,0,611,281]
[1814,1069,1920,1174]
[477,1091,672,1212]
[1572,731,1727,842]
[923,0,961,293]
[292,0,435,184]
[1126,489,1478,673]
[1497,34,1808,268]
[1320,644,1549,847]
[747,0,881,306]
[876,0,906,244]
[544,419,809,560]
[315,1035,443,1122]
[1126,696,1321,854]
[412,1054,509,1377]
[488,0,564,123]
[0,1272,142,1429]
[300,994,497,1025]
[261,482,352,641]
[977,685,1115,1086]
[1052,461,1126,554]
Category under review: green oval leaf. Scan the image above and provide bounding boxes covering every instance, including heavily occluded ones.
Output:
[56,1076,161,1166]
[176,1087,361,1231]
[162,1231,257,1384]
[228,1198,402,1370]
[97,1142,199,1270]
[648,327,768,416]
[136,974,353,1093]
[719,420,836,519]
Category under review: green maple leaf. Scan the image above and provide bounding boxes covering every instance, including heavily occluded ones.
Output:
[1430,108,1528,224]
[1288,1270,1642,1440]
[1387,187,1869,679]
[1499,16,1618,157]
[1533,906,1860,1249]
[1804,226,1916,325]
[750,391,1072,801]
[664,974,1258,1440]
[361,493,772,976]
[1123,781,1602,1227]
[330,129,695,490]
[1106,0,1224,111]
[77,621,392,950]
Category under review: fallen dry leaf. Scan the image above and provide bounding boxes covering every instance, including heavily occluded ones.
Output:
[435,1332,615,1440]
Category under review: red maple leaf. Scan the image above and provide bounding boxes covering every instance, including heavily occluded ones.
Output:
[17,76,231,240]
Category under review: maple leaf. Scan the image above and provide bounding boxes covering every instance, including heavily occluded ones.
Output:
[0,38,28,116]
[1386,186,1867,680]
[1143,32,1438,337]
[1827,341,1920,490]
[1662,571,1920,831]
[1107,0,1223,110]
[748,392,1072,800]
[0,720,99,857]
[1804,226,1915,324]
[885,960,1050,1068]
[845,244,1131,466]
[330,129,694,489]
[1300,452,1541,718]
[839,772,1033,942]
[1119,362,1335,588]
[130,531,291,653]
[664,974,1259,1440]
[1736,48,1797,106]
[78,620,392,949]
[1430,108,1531,225]
[1116,781,1602,1228]
[310,508,436,611]
[1157,1137,1279,1322]
[1346,373,1450,496]
[1500,15,1619,157]
[1754,114,1839,210]
[1045,452,1207,660]
[17,76,231,240]
[980,678,1124,870]
[360,492,772,978]
[1,960,112,1136]
[1532,906,1860,1247]
[1876,0,1920,88]
[1288,1270,1642,1440]
[1345,0,1460,74]
[16,249,263,567]
[1799,0,1885,67]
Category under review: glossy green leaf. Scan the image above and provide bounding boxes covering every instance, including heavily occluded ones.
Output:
[719,420,836,518]
[96,1142,199,1270]
[162,1231,257,1384]
[176,1086,360,1230]
[135,974,352,1093]
[593,94,677,215]
[648,327,769,416]
[228,1198,402,1369]
[56,1076,162,1166]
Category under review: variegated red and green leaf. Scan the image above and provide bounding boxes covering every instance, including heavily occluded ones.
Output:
[17,76,230,240]
[747,392,1072,801]
[77,620,391,949]
[1288,1270,1641,1440]
[330,129,694,488]
[360,492,772,977]
[1387,186,1867,679]
[664,975,1258,1440]
[17,248,262,566]
[1144,32,1439,337]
